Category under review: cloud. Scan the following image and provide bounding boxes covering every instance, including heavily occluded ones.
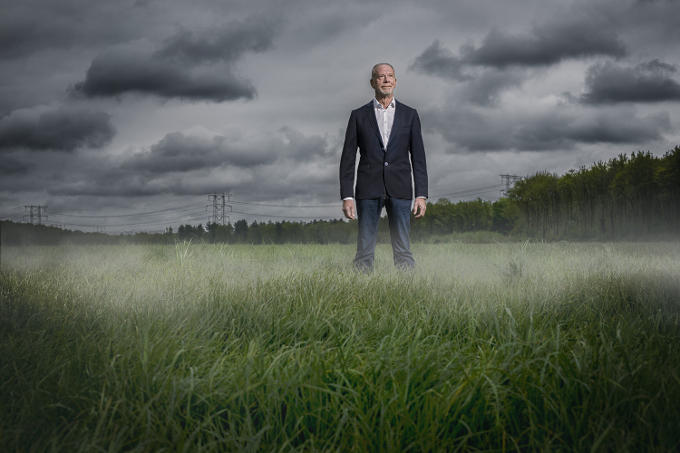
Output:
[122,131,278,174]
[0,155,30,175]
[48,127,334,198]
[413,16,626,78]
[0,0,176,61]
[409,40,467,81]
[409,41,524,106]
[0,2,119,59]
[581,59,680,104]
[463,20,626,68]
[278,126,332,160]
[0,106,115,152]
[425,105,670,152]
[157,17,277,64]
[459,69,526,106]
[74,18,276,102]
[513,109,670,150]
[410,16,627,106]
[73,48,257,102]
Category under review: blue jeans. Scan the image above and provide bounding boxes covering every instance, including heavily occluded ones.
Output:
[354,197,415,272]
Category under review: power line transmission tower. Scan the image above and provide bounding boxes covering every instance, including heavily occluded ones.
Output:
[23,205,47,224]
[222,192,232,225]
[208,193,232,225]
[499,175,522,196]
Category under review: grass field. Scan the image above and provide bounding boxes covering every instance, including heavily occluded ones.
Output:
[1,241,680,452]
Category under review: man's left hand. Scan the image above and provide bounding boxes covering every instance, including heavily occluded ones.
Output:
[412,198,426,218]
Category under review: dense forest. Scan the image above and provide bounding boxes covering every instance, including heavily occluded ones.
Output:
[1,146,678,246]
[509,147,680,239]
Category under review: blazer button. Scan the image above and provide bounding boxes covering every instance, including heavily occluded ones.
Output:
[384,162,389,166]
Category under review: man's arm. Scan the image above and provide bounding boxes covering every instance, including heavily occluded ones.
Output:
[410,110,428,218]
[340,111,358,219]
[409,110,428,199]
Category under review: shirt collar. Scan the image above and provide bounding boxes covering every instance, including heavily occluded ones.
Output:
[373,97,396,110]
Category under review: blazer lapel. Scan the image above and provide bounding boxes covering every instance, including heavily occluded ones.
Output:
[364,101,385,149]
[385,100,402,151]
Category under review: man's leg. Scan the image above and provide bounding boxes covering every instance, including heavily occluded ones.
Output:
[385,197,415,270]
[354,198,383,272]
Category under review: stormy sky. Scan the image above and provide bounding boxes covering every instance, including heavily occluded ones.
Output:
[1,0,679,232]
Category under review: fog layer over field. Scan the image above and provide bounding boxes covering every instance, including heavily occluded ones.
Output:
[1,242,680,451]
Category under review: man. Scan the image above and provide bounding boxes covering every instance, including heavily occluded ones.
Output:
[339,62,428,272]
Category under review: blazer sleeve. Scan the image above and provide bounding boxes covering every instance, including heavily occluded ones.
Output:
[410,110,428,198]
[339,110,358,199]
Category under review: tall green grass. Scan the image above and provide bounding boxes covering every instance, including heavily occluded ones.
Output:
[1,242,679,451]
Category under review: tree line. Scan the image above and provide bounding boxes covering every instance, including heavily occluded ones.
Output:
[508,146,680,239]
[2,146,677,246]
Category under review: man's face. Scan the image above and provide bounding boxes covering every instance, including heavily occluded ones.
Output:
[371,64,396,97]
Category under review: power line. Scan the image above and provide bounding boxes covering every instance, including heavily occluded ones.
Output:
[45,210,208,229]
[499,174,522,196]
[229,199,338,208]
[49,202,202,218]
[230,209,338,220]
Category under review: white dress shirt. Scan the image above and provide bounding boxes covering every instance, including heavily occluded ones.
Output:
[373,97,396,148]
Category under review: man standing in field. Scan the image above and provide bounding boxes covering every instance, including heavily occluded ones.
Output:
[339,63,428,272]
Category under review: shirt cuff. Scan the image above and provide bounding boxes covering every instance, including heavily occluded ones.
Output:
[416,196,427,199]
[342,197,354,201]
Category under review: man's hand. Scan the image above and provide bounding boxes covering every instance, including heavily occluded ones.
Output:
[342,199,356,220]
[412,198,427,218]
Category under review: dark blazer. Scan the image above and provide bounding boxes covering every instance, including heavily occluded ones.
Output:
[339,100,428,200]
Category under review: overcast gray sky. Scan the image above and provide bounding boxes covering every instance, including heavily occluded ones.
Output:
[1,0,679,232]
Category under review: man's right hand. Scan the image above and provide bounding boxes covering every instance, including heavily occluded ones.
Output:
[342,199,356,220]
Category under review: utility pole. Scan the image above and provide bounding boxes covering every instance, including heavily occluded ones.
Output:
[499,175,522,196]
[23,205,47,224]
[207,193,232,243]
[208,193,232,225]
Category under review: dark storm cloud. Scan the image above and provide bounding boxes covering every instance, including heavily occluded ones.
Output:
[459,69,526,106]
[409,40,467,81]
[0,0,178,61]
[119,127,332,177]
[74,17,277,101]
[513,110,670,150]
[462,20,627,68]
[0,155,30,175]
[413,16,627,77]
[122,131,277,173]
[0,19,65,60]
[0,106,115,152]
[48,127,333,198]
[426,107,670,152]
[410,16,628,106]
[0,2,120,59]
[582,59,680,104]
[409,41,525,106]
[73,48,257,102]
[157,17,276,64]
